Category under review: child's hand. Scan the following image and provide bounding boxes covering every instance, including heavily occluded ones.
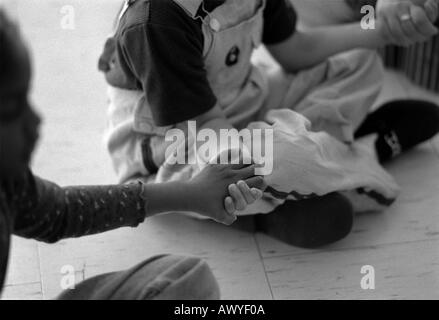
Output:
[224,179,266,215]
[188,163,266,225]
[377,0,438,47]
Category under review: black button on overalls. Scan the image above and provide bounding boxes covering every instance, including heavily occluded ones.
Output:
[226,46,240,66]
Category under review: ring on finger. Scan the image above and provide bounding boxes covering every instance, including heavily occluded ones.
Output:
[399,13,411,22]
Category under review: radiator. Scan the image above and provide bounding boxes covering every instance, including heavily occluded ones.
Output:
[381,25,439,93]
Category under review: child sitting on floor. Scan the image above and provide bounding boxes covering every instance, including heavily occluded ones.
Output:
[100,0,439,248]
[0,9,265,299]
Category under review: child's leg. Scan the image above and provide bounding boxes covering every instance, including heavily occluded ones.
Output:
[57,255,220,300]
[256,193,354,249]
[290,0,357,27]
[105,86,149,184]
[251,49,384,247]
[267,49,385,143]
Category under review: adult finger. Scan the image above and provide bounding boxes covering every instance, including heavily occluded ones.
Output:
[244,176,267,191]
[228,149,255,170]
[424,0,439,23]
[213,148,238,165]
[234,164,257,180]
[223,212,237,226]
[385,12,412,46]
[411,5,438,37]
[215,148,247,167]
[228,160,251,170]
[399,5,428,43]
[217,210,237,226]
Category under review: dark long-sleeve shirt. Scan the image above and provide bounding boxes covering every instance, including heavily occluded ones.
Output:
[0,170,148,294]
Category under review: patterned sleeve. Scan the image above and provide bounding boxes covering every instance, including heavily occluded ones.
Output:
[11,171,148,243]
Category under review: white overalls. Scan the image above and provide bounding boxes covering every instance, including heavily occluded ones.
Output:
[105,0,400,215]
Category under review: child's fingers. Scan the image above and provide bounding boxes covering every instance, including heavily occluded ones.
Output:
[224,196,236,215]
[221,211,237,226]
[237,180,256,204]
[244,176,267,191]
[221,197,238,226]
[251,188,263,200]
[228,184,246,211]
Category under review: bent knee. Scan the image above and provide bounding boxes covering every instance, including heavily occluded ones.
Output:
[350,49,383,75]
[335,49,384,78]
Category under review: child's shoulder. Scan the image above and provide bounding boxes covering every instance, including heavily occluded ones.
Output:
[118,0,199,33]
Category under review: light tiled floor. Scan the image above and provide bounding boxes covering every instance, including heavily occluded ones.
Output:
[2,0,439,300]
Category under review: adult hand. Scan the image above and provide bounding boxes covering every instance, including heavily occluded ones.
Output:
[188,162,266,225]
[376,0,438,46]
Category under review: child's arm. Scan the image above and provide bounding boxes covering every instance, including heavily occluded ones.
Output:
[267,0,438,73]
[12,164,264,243]
[267,22,385,72]
[142,163,266,224]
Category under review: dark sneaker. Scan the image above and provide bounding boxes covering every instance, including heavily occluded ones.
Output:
[255,193,354,248]
[355,100,439,163]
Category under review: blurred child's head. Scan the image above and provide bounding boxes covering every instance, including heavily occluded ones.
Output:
[0,9,41,179]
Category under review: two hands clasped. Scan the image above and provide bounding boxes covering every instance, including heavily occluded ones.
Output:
[150,0,439,228]
[187,162,267,226]
[377,0,439,46]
